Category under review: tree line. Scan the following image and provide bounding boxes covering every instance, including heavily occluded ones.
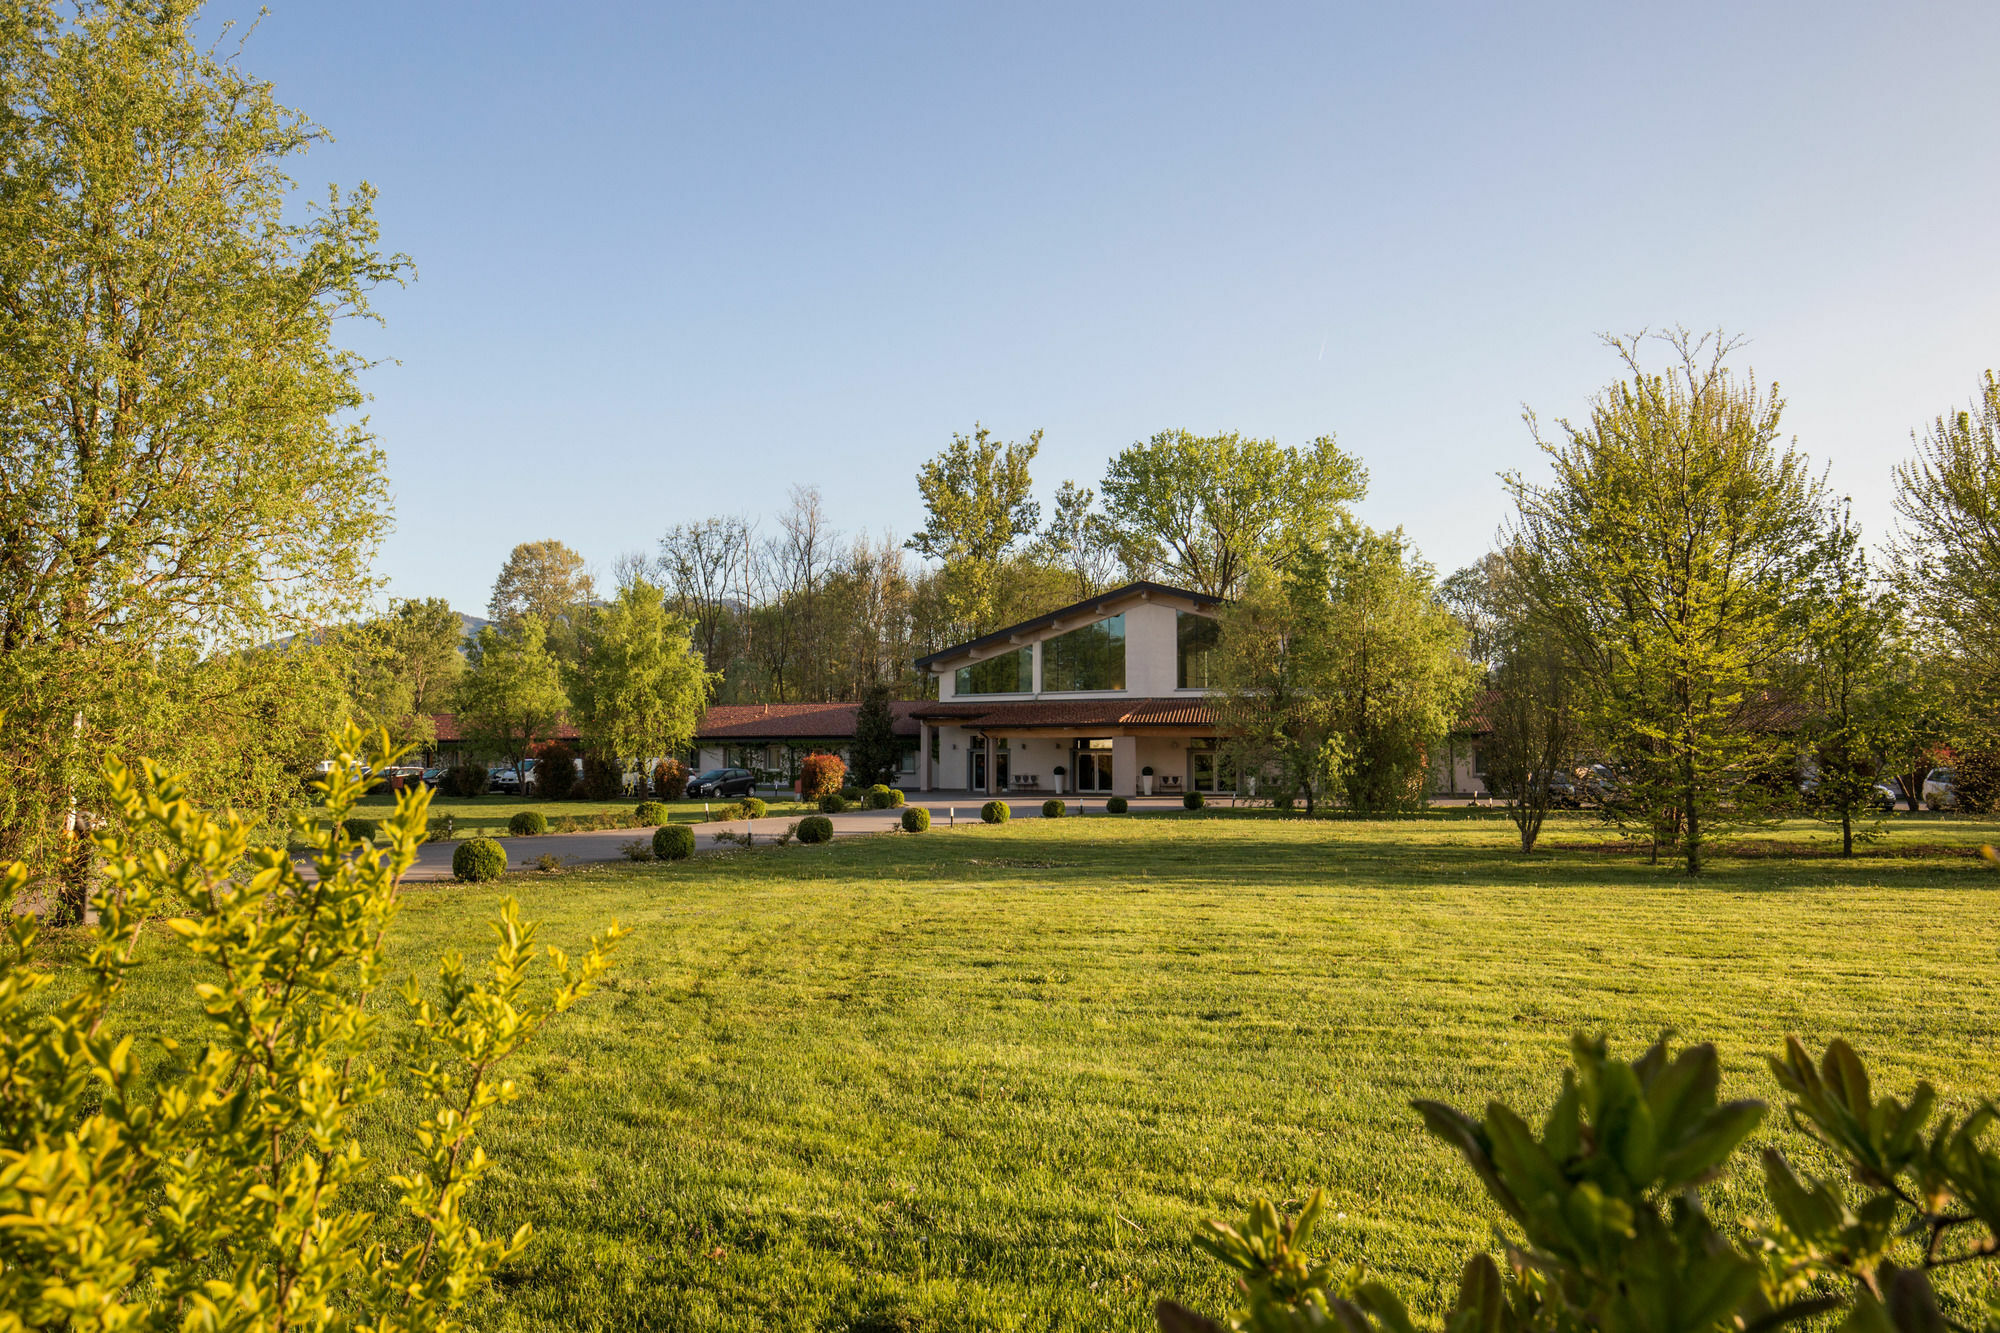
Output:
[4,3,1996,886]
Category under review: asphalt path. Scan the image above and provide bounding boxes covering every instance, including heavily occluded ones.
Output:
[401,794,1192,880]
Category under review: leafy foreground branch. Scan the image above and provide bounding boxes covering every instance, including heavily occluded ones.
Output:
[1161,1031,2000,1333]
[0,725,626,1330]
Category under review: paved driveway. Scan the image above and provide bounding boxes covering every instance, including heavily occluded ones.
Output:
[401,794,1184,881]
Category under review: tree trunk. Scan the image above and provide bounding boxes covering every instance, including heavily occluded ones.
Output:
[1841,809,1852,857]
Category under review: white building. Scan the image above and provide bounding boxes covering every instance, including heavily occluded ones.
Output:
[910,582,1229,798]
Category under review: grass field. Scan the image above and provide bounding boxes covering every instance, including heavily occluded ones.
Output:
[74,810,2000,1331]
[355,792,822,838]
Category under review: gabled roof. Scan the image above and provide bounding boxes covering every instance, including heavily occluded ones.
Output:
[913,581,1223,671]
[430,713,579,742]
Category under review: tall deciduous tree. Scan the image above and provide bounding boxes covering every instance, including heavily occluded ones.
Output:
[1210,546,1345,814]
[1799,503,1899,854]
[342,598,466,753]
[488,540,595,627]
[1893,369,2000,752]
[1099,431,1366,598]
[1319,528,1474,813]
[1037,480,1125,601]
[1506,330,1826,874]
[0,1,403,878]
[1457,549,1580,852]
[905,424,1042,636]
[456,620,567,785]
[566,580,711,772]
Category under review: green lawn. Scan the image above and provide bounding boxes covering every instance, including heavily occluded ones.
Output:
[83,812,2000,1330]
[356,792,821,837]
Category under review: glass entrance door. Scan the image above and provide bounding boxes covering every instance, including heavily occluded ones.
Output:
[1073,739,1114,793]
[968,747,987,792]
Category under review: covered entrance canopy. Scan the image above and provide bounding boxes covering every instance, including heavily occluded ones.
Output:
[910,697,1225,798]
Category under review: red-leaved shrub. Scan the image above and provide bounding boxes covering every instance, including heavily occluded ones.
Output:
[799,752,846,800]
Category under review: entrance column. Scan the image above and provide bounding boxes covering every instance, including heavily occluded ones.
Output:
[918,723,932,792]
[985,734,996,796]
[1112,735,1138,798]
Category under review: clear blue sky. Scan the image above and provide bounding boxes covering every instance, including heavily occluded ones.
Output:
[237,1,2000,615]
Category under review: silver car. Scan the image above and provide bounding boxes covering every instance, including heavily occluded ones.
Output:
[1922,767,1957,810]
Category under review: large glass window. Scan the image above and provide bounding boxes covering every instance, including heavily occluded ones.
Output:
[955,647,1032,695]
[1177,611,1221,689]
[1042,613,1126,692]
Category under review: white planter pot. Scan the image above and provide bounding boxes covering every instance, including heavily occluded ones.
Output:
[1140,776,1154,796]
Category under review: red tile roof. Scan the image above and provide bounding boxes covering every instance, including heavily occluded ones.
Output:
[694,701,925,741]
[910,697,1219,729]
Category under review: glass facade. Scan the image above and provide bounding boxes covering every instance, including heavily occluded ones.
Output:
[1042,613,1126,692]
[1177,611,1220,689]
[954,647,1032,695]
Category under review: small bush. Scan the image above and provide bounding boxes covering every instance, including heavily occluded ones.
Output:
[617,839,653,862]
[446,765,489,798]
[901,806,930,833]
[819,793,847,814]
[1042,798,1065,819]
[799,752,846,800]
[580,755,623,801]
[1184,791,1205,810]
[796,814,835,844]
[772,822,797,846]
[838,786,861,804]
[651,756,688,800]
[634,800,669,825]
[535,852,562,873]
[981,800,1010,825]
[452,838,506,882]
[740,796,768,819]
[866,783,894,809]
[549,812,623,834]
[341,817,378,841]
[1273,792,1295,810]
[535,742,577,800]
[426,813,457,842]
[888,788,907,807]
[508,810,547,836]
[1106,796,1128,814]
[652,823,696,861]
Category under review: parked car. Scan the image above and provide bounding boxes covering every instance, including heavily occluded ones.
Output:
[1923,768,1957,810]
[490,758,538,795]
[1870,778,1906,811]
[378,765,427,792]
[421,766,447,789]
[685,767,755,799]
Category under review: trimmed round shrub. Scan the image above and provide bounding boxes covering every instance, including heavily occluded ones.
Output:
[1273,793,1295,811]
[796,814,835,844]
[866,783,895,809]
[1042,798,1066,819]
[634,800,669,825]
[839,786,862,804]
[980,800,1010,825]
[1106,796,1129,814]
[340,817,378,842]
[819,793,848,814]
[901,806,930,833]
[452,838,506,883]
[508,810,548,836]
[741,796,768,818]
[1184,791,1205,810]
[887,788,907,808]
[652,823,695,861]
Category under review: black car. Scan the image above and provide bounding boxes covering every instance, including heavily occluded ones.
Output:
[686,767,756,799]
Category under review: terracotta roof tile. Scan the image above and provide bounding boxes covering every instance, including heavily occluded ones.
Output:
[909,697,1218,729]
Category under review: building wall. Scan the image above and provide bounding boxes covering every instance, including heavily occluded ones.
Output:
[934,592,1215,702]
